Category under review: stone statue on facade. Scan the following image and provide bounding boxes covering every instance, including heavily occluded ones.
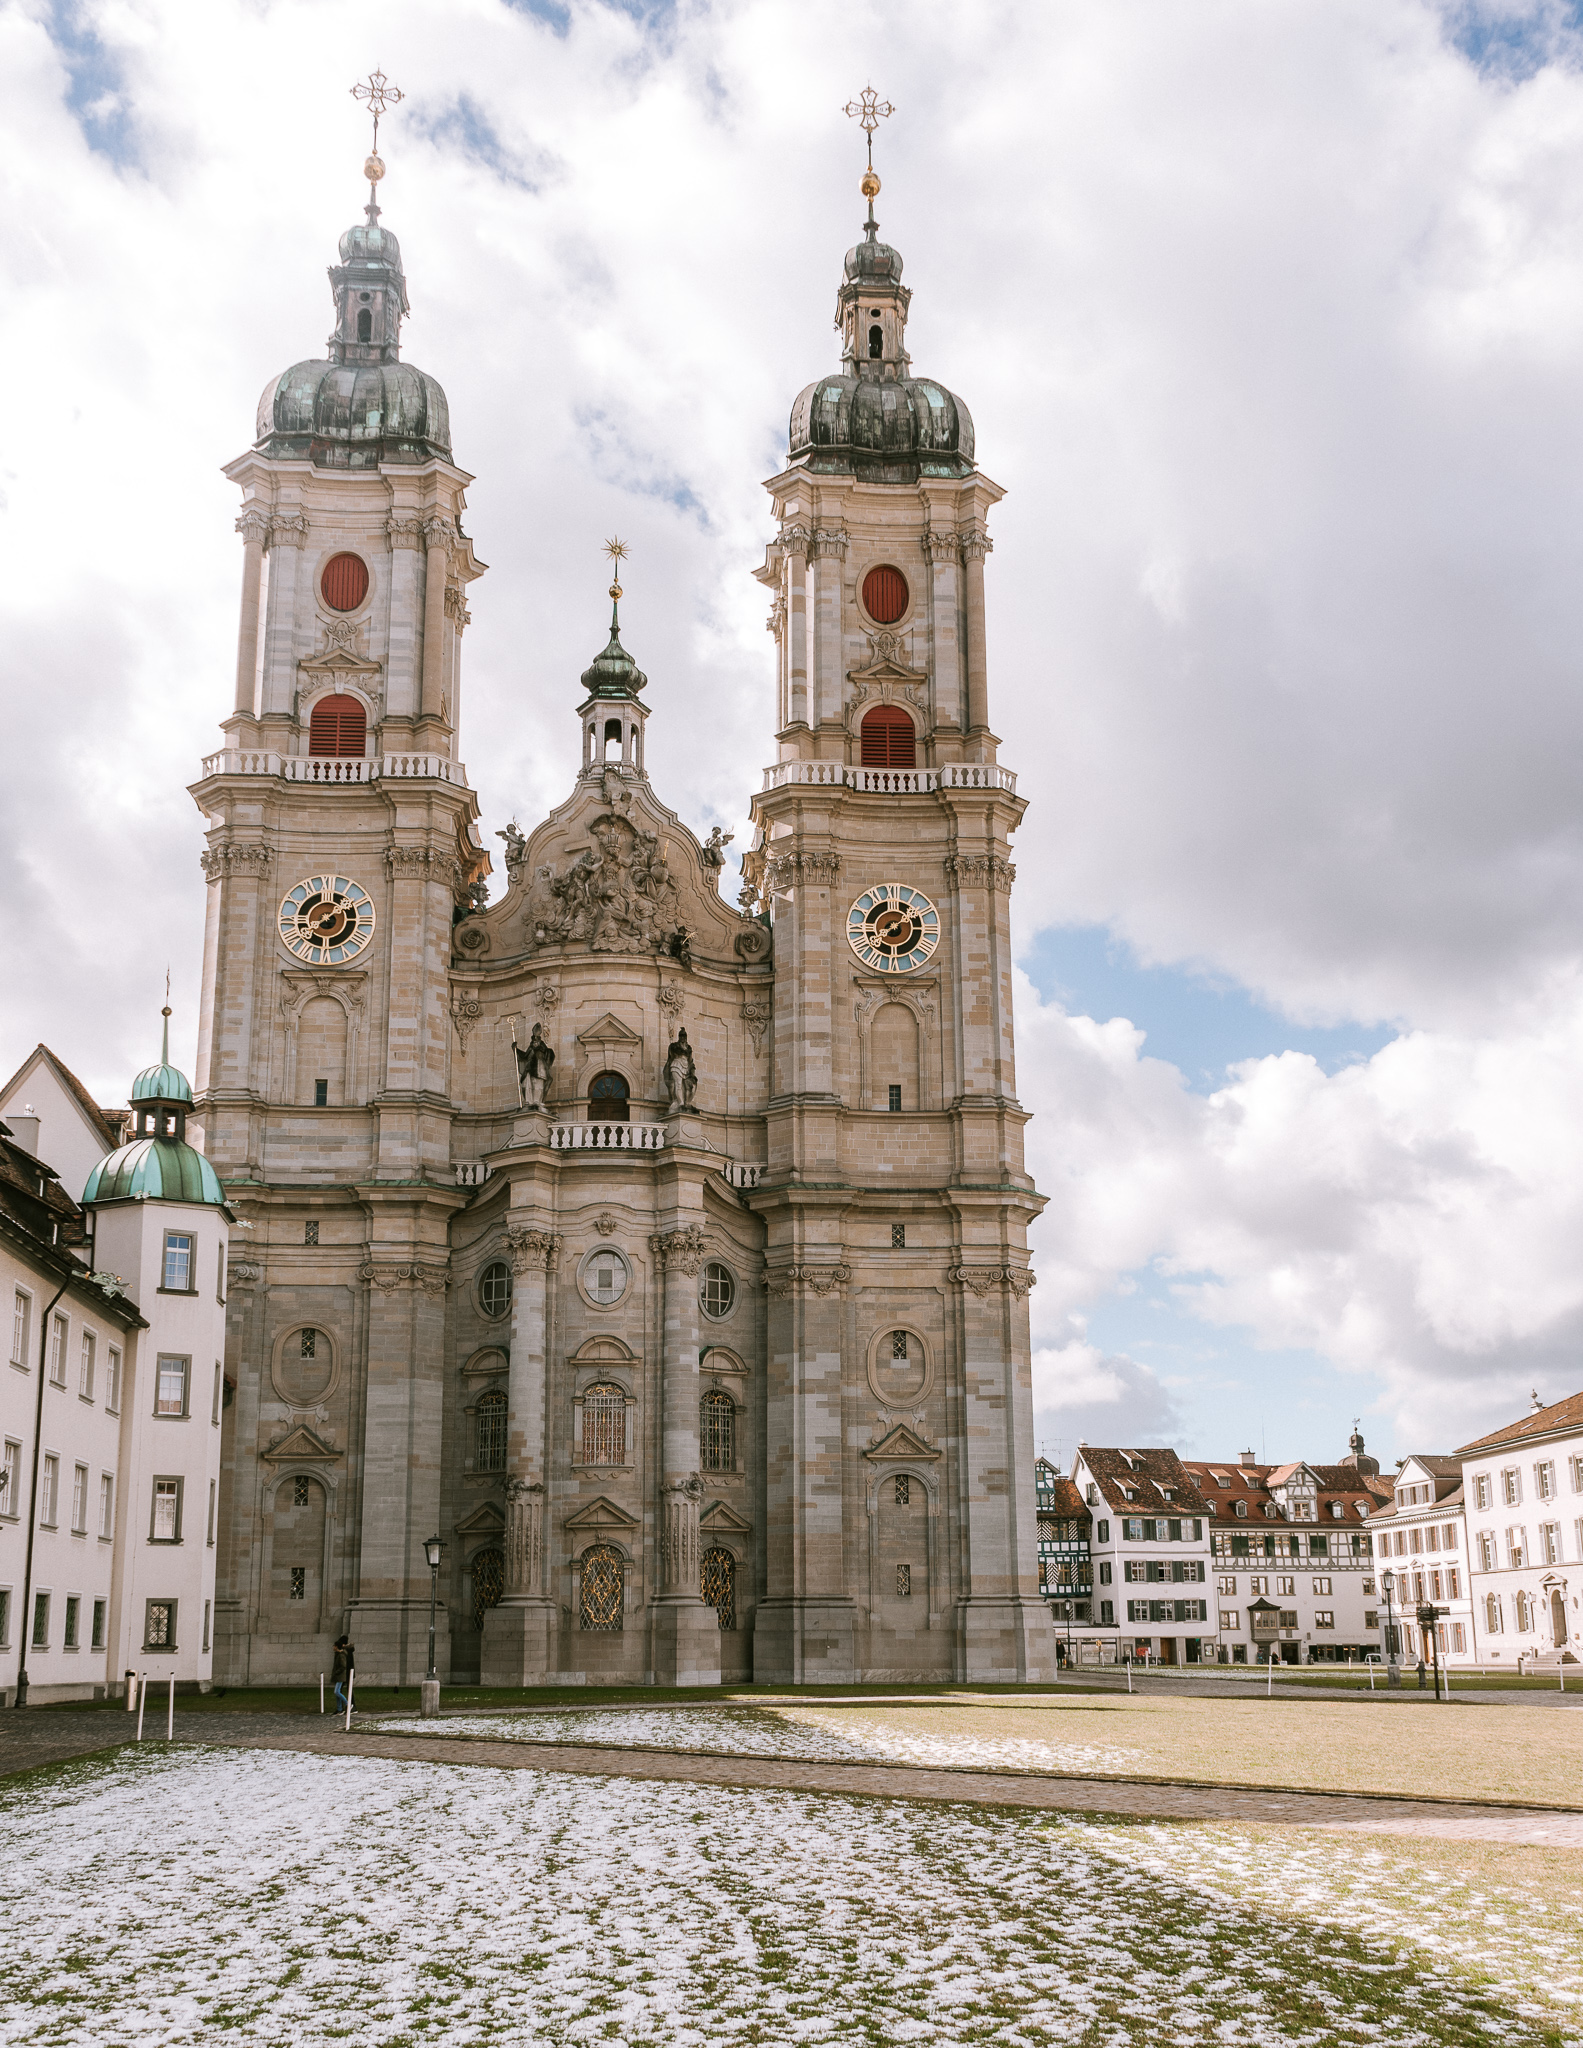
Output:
[664,1027,697,1110]
[701,824,734,870]
[660,923,694,972]
[513,1021,555,1107]
[496,820,527,884]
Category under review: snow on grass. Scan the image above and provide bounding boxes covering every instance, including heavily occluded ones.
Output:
[375,1704,1146,1776]
[0,1744,1576,2046]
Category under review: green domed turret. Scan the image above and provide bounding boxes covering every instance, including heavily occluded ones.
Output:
[83,1008,228,1212]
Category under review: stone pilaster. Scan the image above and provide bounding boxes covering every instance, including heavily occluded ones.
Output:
[347,1256,453,1684]
[648,1224,720,1685]
[961,528,992,746]
[233,511,268,717]
[949,1261,1057,1682]
[483,1225,559,1684]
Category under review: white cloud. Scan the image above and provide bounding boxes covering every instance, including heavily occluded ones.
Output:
[1032,1336,1187,1453]
[6,0,1583,1452]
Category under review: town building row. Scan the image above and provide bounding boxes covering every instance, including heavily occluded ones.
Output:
[1035,1398,1583,1670]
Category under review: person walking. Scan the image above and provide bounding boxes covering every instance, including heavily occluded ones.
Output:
[331,1635,354,1714]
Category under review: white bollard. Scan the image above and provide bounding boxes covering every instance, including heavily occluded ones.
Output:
[135,1672,146,1743]
[320,1673,325,1715]
[344,1669,354,1732]
[167,1673,175,1741]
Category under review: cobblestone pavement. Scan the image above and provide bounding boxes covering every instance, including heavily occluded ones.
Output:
[5,1709,1581,1845]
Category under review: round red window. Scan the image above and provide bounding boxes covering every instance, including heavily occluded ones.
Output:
[321,553,370,612]
[862,564,909,625]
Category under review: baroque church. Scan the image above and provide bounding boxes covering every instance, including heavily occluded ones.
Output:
[190,130,1054,1688]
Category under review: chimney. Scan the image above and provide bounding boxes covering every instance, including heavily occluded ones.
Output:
[1239,1449,1257,1468]
[7,1107,40,1156]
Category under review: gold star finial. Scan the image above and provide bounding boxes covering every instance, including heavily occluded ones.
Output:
[352,70,404,215]
[843,84,894,202]
[604,536,629,601]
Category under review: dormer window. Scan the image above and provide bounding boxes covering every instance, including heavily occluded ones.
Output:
[1216,1475,1231,1488]
[868,323,883,358]
[1235,1501,1247,1518]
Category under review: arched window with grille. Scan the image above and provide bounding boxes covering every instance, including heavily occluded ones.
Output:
[860,704,915,768]
[579,1544,624,1631]
[581,1382,627,1466]
[588,1070,630,1123]
[470,1547,504,1631]
[476,1389,506,1472]
[702,1547,736,1631]
[700,1390,735,1472]
[308,693,367,758]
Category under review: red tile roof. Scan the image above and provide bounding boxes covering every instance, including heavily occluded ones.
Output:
[1076,1447,1213,1515]
[1458,1390,1583,1456]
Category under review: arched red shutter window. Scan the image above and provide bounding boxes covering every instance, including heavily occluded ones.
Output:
[308,694,367,758]
[860,704,916,769]
[862,564,909,625]
[320,553,370,612]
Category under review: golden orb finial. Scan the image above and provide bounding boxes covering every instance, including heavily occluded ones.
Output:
[861,167,880,200]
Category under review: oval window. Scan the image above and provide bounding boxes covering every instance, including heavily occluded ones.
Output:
[321,552,370,613]
[581,1246,629,1308]
[700,1262,735,1320]
[479,1260,512,1319]
[862,564,908,625]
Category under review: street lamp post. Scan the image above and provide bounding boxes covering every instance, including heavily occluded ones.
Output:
[1381,1570,1401,1688]
[1418,1601,1447,1701]
[422,1533,443,1719]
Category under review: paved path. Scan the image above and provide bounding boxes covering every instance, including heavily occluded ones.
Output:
[206,1725,1583,1848]
[5,1710,1581,1846]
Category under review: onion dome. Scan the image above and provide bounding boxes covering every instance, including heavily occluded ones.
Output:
[788,217,975,483]
[84,1008,227,1211]
[83,1137,226,1209]
[580,592,648,700]
[252,204,451,468]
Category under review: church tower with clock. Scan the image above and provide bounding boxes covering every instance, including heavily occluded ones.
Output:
[189,94,1054,1689]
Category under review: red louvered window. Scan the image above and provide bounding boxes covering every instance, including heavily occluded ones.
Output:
[320,552,370,612]
[308,694,367,758]
[860,704,916,768]
[862,564,909,625]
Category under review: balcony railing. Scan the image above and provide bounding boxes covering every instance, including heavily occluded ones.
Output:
[761,761,1017,796]
[198,750,468,786]
[550,1122,665,1152]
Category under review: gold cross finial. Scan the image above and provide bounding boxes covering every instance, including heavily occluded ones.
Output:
[604,536,629,602]
[842,85,893,204]
[352,69,404,154]
[352,70,403,216]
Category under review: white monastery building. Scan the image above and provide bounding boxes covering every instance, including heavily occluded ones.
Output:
[0,1031,227,1703]
[182,133,1056,1687]
[1460,1391,1583,1666]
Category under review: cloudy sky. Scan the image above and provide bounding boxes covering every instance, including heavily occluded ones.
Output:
[5,0,1583,1467]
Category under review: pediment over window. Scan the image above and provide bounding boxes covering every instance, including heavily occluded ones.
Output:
[576,1013,644,1049]
[455,1501,505,1538]
[261,1425,340,1464]
[563,1494,640,1534]
[863,1423,940,1462]
[700,1499,753,1535]
[570,1334,639,1366]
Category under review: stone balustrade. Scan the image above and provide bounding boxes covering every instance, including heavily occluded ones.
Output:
[549,1122,665,1152]
[761,760,1016,796]
[197,750,468,786]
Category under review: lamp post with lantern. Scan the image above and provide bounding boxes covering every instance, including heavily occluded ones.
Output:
[422,1533,444,1718]
[1381,1569,1401,1688]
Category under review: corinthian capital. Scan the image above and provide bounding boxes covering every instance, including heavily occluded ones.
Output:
[812,525,849,560]
[387,514,425,551]
[649,1226,707,1276]
[506,1227,561,1272]
[268,513,310,550]
[958,528,993,565]
[921,527,960,565]
[235,510,270,548]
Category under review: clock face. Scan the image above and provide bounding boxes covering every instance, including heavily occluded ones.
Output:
[846,883,940,973]
[278,875,375,965]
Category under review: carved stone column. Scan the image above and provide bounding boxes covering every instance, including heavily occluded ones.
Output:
[961,529,993,743]
[233,511,268,717]
[783,526,810,729]
[949,1261,1058,1682]
[648,1224,720,1685]
[419,517,453,730]
[481,1225,560,1684]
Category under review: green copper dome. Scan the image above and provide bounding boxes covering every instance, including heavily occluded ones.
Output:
[83,1137,227,1209]
[130,1062,193,1105]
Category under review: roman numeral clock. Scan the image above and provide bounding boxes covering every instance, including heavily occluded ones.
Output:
[277,874,376,966]
[845,883,939,973]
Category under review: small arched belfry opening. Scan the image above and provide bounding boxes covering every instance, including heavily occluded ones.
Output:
[860,703,915,769]
[308,694,367,758]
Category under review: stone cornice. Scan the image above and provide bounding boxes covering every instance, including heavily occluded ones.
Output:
[360,1259,450,1296]
[765,1263,852,1299]
[950,1264,1036,1299]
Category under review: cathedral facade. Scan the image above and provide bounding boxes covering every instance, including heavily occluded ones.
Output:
[191,159,1055,1688]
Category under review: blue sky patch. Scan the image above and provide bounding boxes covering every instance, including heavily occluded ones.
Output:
[47,1,137,169]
